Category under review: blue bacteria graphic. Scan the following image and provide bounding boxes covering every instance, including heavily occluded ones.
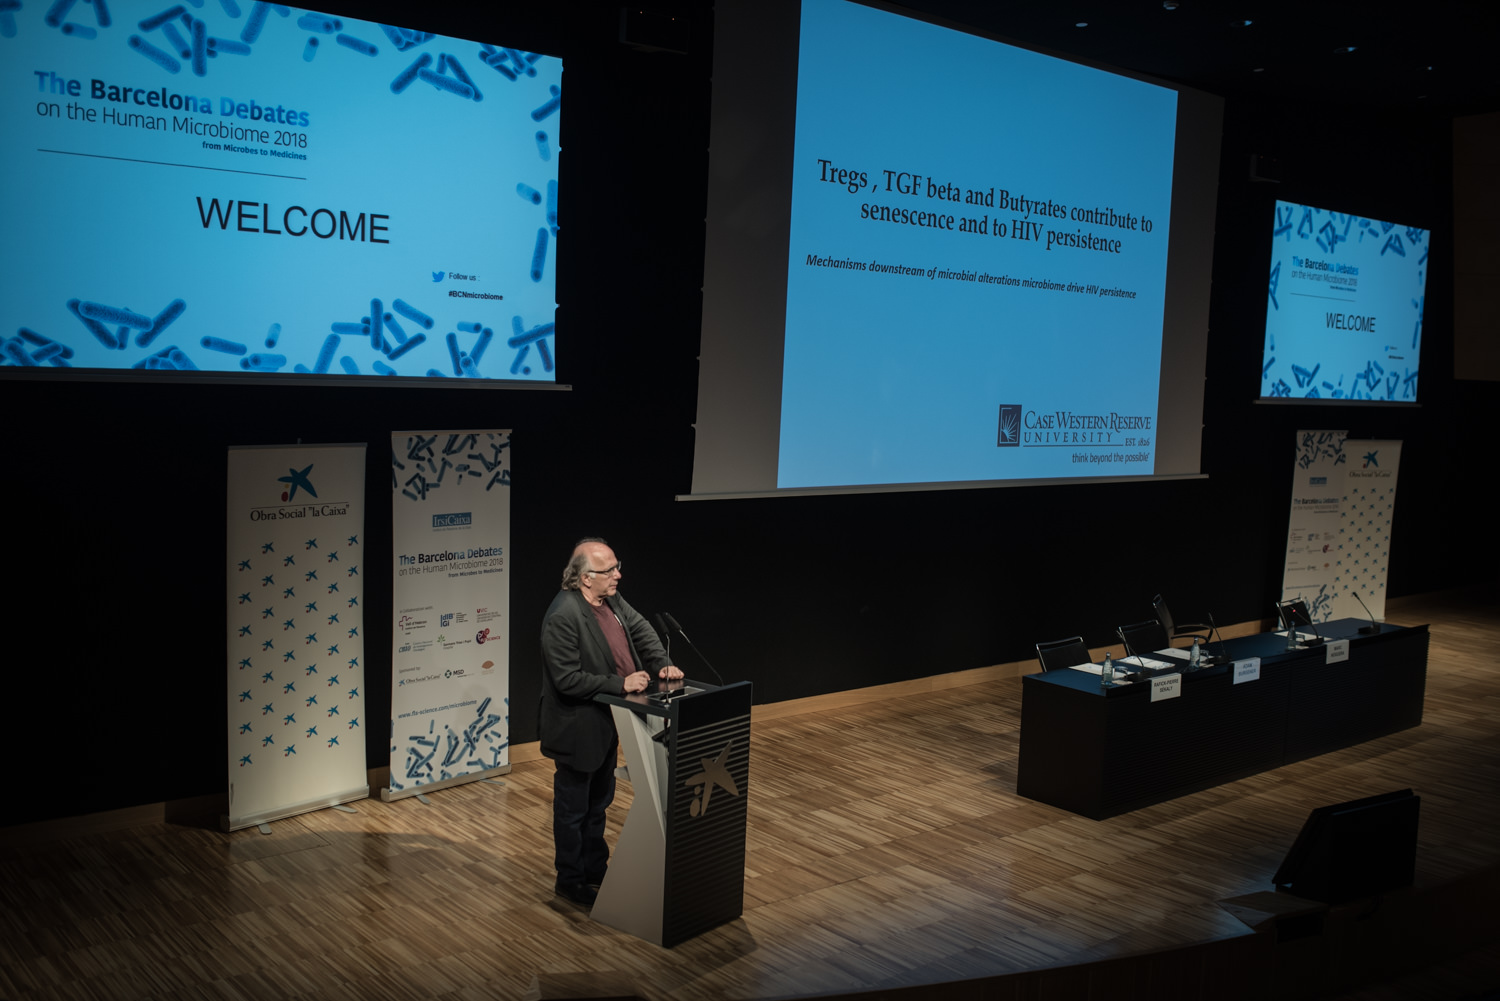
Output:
[392,298,434,329]
[530,84,560,121]
[416,66,472,99]
[127,33,180,69]
[333,31,374,55]
[529,228,549,282]
[294,11,335,32]
[202,335,248,354]
[139,5,185,31]
[390,51,430,93]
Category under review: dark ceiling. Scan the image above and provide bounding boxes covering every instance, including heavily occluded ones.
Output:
[877,1,1500,119]
[325,3,1500,120]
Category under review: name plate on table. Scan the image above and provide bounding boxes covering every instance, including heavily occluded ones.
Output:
[1233,657,1261,684]
[1326,639,1350,664]
[1149,673,1182,702]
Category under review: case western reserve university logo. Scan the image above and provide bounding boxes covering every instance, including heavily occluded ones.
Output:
[684,740,740,818]
[996,404,1022,447]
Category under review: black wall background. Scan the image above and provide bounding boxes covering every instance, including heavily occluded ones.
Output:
[4,2,1493,827]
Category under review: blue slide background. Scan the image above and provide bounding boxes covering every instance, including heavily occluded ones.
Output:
[1,1,559,381]
[778,0,1178,489]
[1262,200,1426,401]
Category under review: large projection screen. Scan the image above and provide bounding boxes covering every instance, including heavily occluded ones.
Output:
[689,0,1222,498]
[0,0,560,385]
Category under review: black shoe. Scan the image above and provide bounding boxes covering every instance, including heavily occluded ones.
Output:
[555,880,598,907]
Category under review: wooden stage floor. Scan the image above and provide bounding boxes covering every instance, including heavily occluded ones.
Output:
[2,589,1497,1000]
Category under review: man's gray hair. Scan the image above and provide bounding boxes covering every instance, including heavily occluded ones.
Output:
[560,536,608,590]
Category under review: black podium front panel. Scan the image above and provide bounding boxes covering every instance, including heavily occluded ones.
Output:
[664,685,752,947]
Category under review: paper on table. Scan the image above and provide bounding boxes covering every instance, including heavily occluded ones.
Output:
[1065,664,1135,683]
[1119,654,1178,670]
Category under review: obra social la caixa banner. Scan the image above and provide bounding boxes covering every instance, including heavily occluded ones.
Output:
[225,443,368,831]
[385,430,511,801]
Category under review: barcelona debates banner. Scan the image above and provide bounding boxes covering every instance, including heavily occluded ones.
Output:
[385,430,511,800]
[225,443,368,831]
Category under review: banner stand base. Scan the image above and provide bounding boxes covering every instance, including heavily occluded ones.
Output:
[381,763,512,804]
[222,784,371,832]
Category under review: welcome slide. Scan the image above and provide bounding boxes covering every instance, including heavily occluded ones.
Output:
[1,0,560,381]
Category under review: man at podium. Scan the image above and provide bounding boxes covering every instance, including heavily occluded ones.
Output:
[539,538,682,907]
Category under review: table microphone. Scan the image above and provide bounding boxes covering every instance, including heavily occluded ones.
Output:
[1206,611,1228,664]
[1351,590,1382,634]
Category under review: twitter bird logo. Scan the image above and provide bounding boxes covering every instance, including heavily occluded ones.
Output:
[431,270,445,282]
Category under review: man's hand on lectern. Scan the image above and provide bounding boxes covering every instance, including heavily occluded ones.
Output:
[623,670,652,693]
[658,665,684,680]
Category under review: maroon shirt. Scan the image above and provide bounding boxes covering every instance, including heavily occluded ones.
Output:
[588,599,636,678]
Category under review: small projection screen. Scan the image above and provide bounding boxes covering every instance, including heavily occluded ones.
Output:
[1261,200,1428,402]
[690,0,1223,498]
[1,0,560,384]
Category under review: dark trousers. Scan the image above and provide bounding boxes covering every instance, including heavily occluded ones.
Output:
[552,751,615,887]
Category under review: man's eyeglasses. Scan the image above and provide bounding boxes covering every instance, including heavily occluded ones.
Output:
[585,563,622,577]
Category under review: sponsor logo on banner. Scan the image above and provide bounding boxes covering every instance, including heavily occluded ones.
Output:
[278,464,318,502]
[398,673,441,686]
[432,512,473,529]
[441,613,453,627]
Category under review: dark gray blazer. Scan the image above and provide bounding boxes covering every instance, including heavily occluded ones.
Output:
[538,588,669,772]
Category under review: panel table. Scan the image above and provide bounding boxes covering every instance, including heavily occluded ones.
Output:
[1016,620,1429,819]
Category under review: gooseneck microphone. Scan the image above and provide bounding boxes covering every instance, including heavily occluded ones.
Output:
[653,612,673,661]
[662,612,726,687]
[1351,590,1383,635]
[1206,611,1228,665]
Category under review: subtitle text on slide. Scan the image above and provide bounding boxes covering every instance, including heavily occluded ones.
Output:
[804,254,1136,298]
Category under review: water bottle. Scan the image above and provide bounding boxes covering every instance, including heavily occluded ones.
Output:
[1101,651,1115,688]
[1190,636,1201,668]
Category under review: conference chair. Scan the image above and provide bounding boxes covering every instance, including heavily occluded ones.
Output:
[1117,620,1170,659]
[1035,636,1091,673]
[1153,593,1211,646]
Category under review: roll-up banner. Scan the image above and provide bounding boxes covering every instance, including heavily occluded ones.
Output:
[225,443,368,831]
[1283,430,1348,621]
[1332,440,1402,623]
[1282,431,1402,623]
[385,430,511,801]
